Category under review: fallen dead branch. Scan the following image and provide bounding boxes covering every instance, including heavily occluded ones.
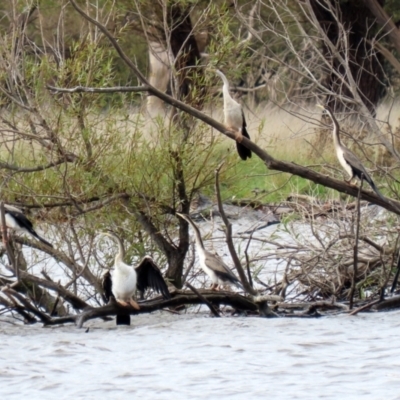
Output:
[44,290,259,328]
[372,295,400,311]
[185,282,220,317]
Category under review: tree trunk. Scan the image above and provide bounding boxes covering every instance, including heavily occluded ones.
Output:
[310,0,386,115]
[149,4,203,286]
[165,245,188,289]
[363,0,400,54]
[168,2,205,106]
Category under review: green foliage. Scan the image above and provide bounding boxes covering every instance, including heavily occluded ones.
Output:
[385,0,400,22]
[1,0,393,213]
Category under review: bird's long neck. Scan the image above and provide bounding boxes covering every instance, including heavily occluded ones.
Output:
[114,236,126,266]
[222,84,231,105]
[185,218,205,251]
[326,110,341,149]
[216,71,231,101]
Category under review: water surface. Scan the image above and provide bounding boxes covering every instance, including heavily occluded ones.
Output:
[1,310,399,399]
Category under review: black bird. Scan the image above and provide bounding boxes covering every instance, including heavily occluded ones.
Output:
[1,205,52,247]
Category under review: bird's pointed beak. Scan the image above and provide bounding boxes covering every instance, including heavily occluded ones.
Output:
[316,104,324,110]
[98,229,116,240]
[176,212,190,222]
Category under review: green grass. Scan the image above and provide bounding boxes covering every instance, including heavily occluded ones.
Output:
[203,142,338,204]
[2,103,396,214]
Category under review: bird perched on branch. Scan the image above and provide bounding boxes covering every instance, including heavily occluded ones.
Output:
[215,69,252,161]
[100,231,170,325]
[176,212,243,291]
[1,204,52,247]
[317,104,384,200]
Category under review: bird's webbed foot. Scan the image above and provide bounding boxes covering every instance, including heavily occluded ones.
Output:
[234,131,244,143]
[226,129,244,143]
[344,177,356,186]
[210,283,219,291]
[128,298,140,310]
[116,299,140,310]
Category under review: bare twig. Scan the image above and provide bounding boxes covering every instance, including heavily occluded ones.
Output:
[47,85,148,93]
[349,299,381,316]
[244,230,254,289]
[0,159,71,173]
[391,249,400,294]
[214,163,256,295]
[18,270,90,310]
[185,282,220,317]
[0,294,37,323]
[349,175,363,310]
[3,288,50,323]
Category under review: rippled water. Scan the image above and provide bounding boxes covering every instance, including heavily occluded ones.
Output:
[1,310,400,399]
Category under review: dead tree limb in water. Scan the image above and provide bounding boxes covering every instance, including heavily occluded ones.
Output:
[185,282,220,317]
[44,290,258,328]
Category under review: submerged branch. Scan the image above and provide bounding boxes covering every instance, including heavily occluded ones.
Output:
[185,283,220,317]
[45,290,258,327]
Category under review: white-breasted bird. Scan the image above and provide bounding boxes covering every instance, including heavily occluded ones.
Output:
[317,104,384,200]
[176,212,243,291]
[1,204,52,247]
[100,231,170,325]
[215,69,252,161]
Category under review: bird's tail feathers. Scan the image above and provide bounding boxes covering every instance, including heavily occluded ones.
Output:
[368,179,385,201]
[236,124,252,160]
[236,142,252,161]
[31,231,53,247]
[234,280,244,290]
[230,275,244,290]
[368,179,400,211]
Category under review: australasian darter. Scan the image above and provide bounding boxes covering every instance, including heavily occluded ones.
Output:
[215,69,252,161]
[176,213,243,291]
[100,231,170,325]
[0,204,53,247]
[317,104,384,200]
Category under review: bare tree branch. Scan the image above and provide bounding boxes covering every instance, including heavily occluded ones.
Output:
[67,0,400,216]
[363,0,400,54]
[214,163,256,295]
[0,159,71,173]
[47,85,149,93]
[46,290,258,328]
